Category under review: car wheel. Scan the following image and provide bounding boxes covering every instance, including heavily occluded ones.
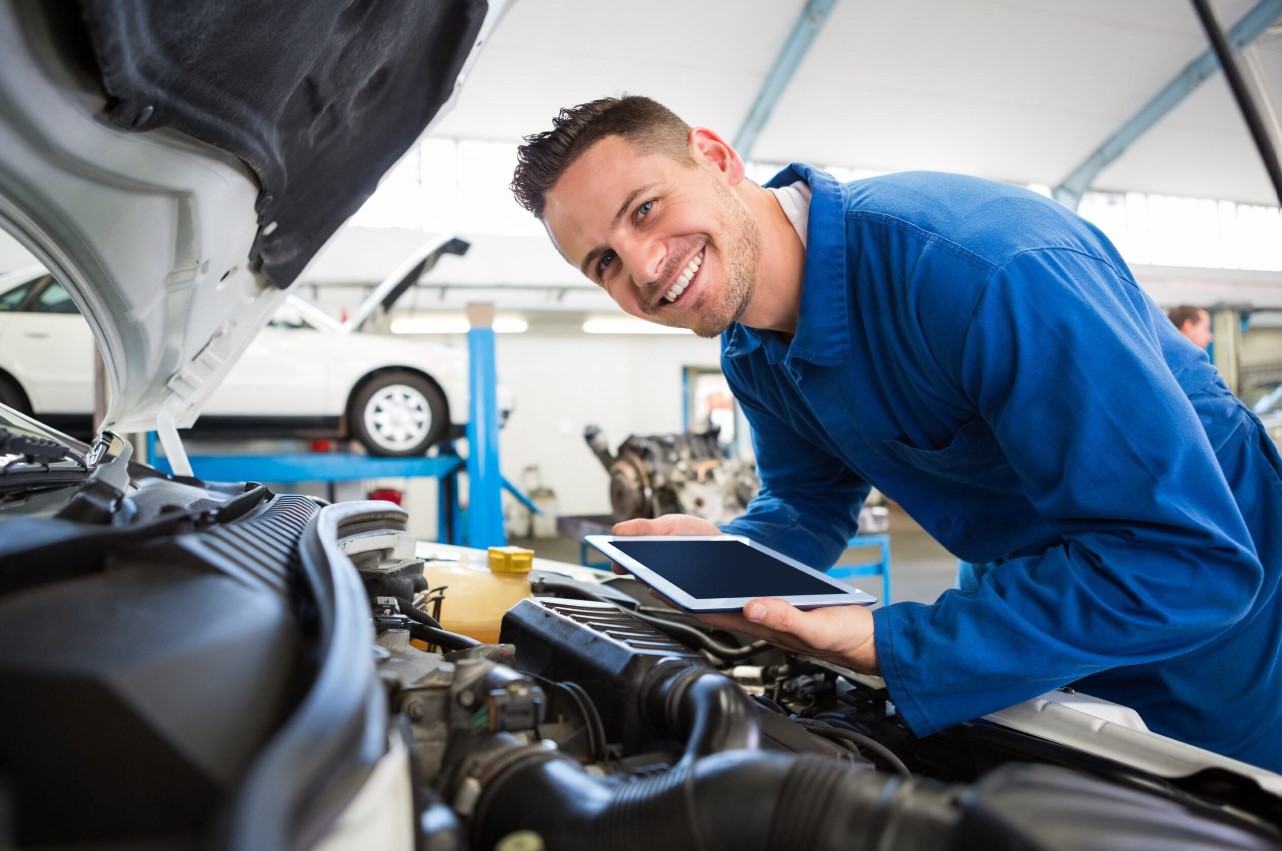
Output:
[0,373,31,415]
[349,371,448,456]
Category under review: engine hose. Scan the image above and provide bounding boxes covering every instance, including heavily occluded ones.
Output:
[638,612,772,662]
[393,595,444,628]
[645,663,760,761]
[535,575,766,661]
[471,748,959,851]
[392,594,482,650]
[791,718,911,778]
[404,620,481,651]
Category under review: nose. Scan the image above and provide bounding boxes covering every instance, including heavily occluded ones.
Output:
[616,233,665,289]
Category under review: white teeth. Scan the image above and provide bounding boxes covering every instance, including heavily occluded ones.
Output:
[663,251,703,303]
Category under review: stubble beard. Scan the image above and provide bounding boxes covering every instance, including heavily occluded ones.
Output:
[690,186,762,339]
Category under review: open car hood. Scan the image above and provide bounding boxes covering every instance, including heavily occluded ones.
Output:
[0,0,505,464]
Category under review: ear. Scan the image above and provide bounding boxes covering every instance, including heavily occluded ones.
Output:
[689,127,745,185]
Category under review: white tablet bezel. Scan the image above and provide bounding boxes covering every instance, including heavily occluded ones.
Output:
[583,534,877,613]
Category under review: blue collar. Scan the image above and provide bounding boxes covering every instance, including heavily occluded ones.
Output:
[721,163,851,367]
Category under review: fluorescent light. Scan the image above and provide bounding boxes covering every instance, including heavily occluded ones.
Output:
[391,316,529,334]
[581,317,692,335]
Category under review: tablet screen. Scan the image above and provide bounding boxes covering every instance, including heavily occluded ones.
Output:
[606,538,839,599]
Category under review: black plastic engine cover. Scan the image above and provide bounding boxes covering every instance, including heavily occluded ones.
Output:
[500,598,703,754]
[0,556,305,846]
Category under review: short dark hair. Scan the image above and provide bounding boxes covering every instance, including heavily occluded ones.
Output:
[1168,305,1207,329]
[511,95,693,219]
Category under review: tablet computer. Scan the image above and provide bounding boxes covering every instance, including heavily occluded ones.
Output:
[583,534,877,613]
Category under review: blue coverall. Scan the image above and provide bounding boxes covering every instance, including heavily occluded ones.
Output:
[719,164,1282,770]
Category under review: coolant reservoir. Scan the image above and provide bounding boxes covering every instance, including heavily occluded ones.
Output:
[421,546,534,644]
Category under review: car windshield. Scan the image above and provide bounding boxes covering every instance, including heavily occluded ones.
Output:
[0,279,35,310]
[33,279,78,313]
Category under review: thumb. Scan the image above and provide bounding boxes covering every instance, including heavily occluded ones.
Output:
[743,597,799,630]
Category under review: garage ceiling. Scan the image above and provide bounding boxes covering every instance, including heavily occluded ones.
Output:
[431,0,1282,207]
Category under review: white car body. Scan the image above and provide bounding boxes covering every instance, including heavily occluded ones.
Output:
[0,267,506,455]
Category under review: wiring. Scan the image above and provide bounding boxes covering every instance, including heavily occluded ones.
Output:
[791,717,911,778]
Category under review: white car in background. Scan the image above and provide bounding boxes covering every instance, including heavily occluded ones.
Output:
[0,255,506,457]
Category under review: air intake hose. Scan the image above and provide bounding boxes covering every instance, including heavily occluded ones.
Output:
[645,659,761,761]
[470,748,958,851]
[468,658,960,851]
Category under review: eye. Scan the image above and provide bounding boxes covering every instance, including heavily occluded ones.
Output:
[636,200,654,219]
[596,250,616,278]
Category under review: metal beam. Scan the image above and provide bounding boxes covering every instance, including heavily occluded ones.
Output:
[1191,0,1282,206]
[1053,0,1282,210]
[465,302,505,548]
[733,0,840,160]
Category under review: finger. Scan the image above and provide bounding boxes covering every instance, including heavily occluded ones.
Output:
[697,612,746,632]
[649,590,684,611]
[612,514,719,536]
[696,611,810,652]
[612,518,659,536]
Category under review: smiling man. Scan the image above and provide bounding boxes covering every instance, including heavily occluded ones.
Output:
[511,95,1282,770]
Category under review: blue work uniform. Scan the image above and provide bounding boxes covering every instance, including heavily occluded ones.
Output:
[719,163,1282,770]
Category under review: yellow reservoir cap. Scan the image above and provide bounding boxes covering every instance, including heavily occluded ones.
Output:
[488,545,534,574]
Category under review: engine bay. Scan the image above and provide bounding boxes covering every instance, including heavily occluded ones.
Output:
[2,488,1281,850]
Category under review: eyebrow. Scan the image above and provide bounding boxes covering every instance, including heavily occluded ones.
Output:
[579,184,658,278]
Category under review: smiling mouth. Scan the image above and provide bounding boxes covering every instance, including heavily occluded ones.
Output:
[660,247,704,306]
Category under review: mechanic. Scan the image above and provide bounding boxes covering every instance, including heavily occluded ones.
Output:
[1168,304,1214,350]
[510,96,1282,771]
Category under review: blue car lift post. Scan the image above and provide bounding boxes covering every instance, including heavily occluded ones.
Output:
[149,301,525,549]
[828,534,892,605]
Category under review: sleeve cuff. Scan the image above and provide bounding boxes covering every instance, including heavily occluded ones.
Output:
[872,603,936,737]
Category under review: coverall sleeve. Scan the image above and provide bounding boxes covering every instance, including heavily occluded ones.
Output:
[719,377,870,571]
[872,247,1263,736]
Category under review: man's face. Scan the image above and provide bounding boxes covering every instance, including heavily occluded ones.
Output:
[542,133,761,339]
[1182,310,1213,350]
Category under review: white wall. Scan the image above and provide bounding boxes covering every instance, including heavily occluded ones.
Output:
[495,330,722,515]
[394,329,721,540]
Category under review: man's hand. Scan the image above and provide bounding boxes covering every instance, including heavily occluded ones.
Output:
[611,514,721,536]
[700,599,880,675]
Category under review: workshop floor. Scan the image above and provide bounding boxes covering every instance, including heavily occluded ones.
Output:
[510,505,958,609]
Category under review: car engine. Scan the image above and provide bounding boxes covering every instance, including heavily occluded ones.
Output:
[3,484,1282,850]
[356,519,1282,851]
[583,424,759,524]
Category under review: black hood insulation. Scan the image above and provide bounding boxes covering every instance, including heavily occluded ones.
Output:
[76,0,488,288]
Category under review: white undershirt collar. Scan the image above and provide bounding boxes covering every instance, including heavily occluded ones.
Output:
[766,180,812,248]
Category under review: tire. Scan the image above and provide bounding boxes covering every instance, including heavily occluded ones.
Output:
[349,371,448,457]
[0,373,31,415]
